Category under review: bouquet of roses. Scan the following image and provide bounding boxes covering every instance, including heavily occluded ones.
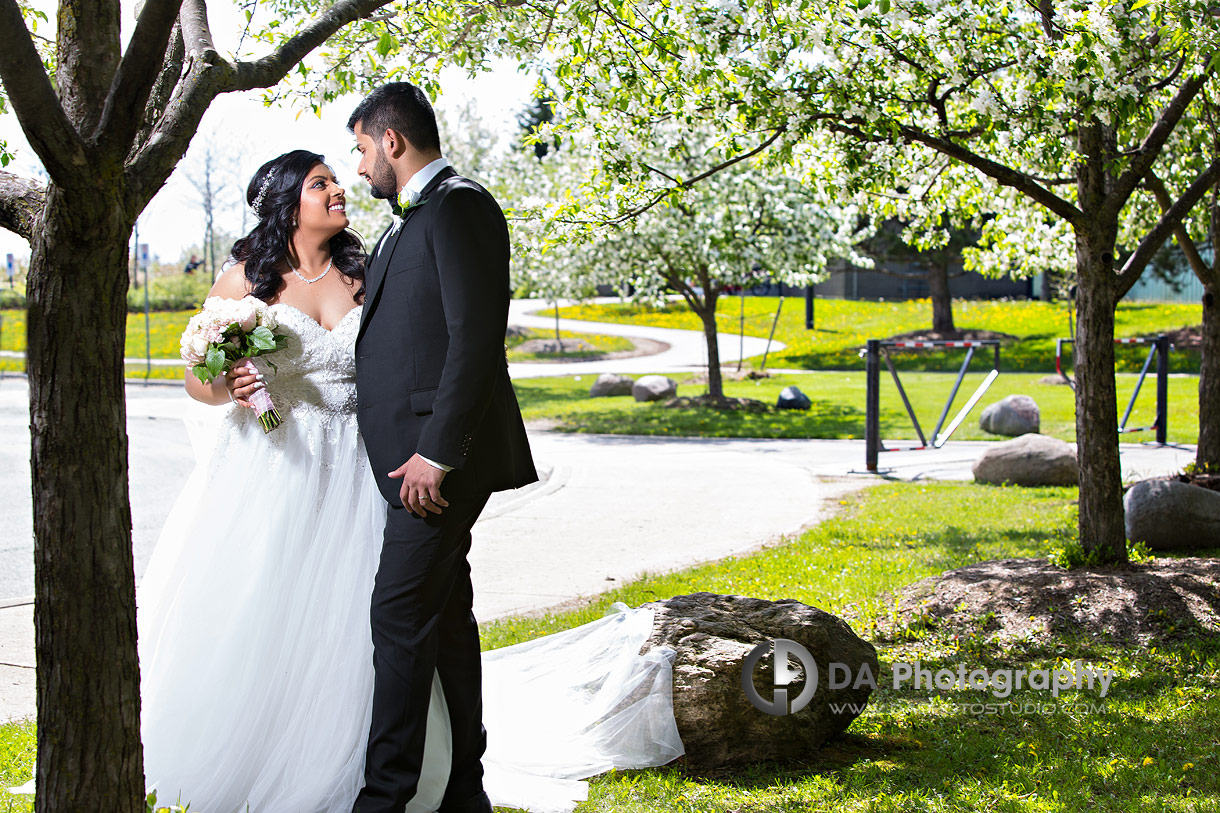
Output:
[180,295,288,433]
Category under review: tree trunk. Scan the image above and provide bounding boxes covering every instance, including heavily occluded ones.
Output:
[1199,285,1220,469]
[1073,233,1127,564]
[694,303,724,400]
[28,186,145,810]
[927,262,956,334]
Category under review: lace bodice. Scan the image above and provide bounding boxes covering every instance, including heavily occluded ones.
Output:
[248,303,362,422]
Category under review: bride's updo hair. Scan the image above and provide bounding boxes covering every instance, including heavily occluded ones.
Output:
[231,149,366,303]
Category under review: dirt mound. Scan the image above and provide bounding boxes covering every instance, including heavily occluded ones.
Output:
[664,394,771,413]
[1162,325,1203,349]
[876,557,1220,646]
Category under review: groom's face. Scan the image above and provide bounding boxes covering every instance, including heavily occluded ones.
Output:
[353,122,400,201]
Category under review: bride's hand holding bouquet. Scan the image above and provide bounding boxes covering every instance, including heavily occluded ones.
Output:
[180,295,288,432]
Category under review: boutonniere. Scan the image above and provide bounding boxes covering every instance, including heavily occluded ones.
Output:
[390,192,429,218]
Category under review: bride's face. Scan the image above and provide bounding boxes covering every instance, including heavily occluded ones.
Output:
[295,163,348,237]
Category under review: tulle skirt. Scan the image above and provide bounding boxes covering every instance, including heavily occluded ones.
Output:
[135,405,683,813]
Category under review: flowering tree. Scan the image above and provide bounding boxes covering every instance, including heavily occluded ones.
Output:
[797,1,1220,562]
[0,0,413,807]
[424,0,1220,563]
[508,128,870,399]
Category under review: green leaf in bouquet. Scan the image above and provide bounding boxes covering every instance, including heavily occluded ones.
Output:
[205,346,225,378]
[248,325,277,351]
[191,364,212,384]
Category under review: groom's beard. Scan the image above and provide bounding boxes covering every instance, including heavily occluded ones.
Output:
[368,148,399,200]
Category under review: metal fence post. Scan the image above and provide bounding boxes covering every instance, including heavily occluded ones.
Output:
[865,339,880,472]
[1156,334,1169,445]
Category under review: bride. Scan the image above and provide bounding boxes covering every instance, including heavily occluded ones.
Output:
[135,150,683,812]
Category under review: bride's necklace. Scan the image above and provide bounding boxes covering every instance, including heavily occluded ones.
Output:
[291,257,333,284]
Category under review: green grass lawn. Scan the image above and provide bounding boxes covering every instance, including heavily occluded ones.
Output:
[4,484,1217,811]
[515,370,1201,444]
[480,481,1220,812]
[554,298,1203,374]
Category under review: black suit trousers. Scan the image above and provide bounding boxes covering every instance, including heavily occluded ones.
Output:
[353,471,492,813]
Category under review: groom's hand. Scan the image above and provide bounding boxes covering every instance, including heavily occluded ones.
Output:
[389,454,450,516]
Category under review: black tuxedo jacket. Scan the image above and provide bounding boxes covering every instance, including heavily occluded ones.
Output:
[355,167,537,505]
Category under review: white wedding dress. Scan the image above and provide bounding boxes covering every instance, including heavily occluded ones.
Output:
[135,303,683,813]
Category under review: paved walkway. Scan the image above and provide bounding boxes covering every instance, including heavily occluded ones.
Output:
[508,297,785,378]
[0,301,1198,721]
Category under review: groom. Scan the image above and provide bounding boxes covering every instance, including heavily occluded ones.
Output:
[348,82,537,813]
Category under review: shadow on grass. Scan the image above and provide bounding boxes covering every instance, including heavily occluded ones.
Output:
[553,400,868,439]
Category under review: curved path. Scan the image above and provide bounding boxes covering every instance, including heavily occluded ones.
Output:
[507,297,785,378]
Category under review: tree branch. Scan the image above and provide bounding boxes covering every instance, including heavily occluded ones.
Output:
[180,0,217,53]
[231,0,390,91]
[1145,171,1218,287]
[600,128,786,225]
[98,0,185,153]
[128,0,392,208]
[0,0,90,185]
[0,170,46,240]
[828,120,1083,225]
[133,23,185,157]
[1116,156,1220,300]
[1105,67,1211,222]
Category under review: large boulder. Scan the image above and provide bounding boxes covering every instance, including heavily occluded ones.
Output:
[639,592,877,768]
[972,433,1078,486]
[1124,478,1220,549]
[776,385,812,411]
[633,375,678,402]
[980,395,1041,436]
[590,373,635,397]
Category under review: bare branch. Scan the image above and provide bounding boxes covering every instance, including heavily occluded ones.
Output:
[98,0,186,153]
[1116,156,1220,299]
[1145,171,1218,287]
[0,0,90,185]
[1106,66,1211,221]
[181,0,217,52]
[0,170,46,240]
[133,24,186,157]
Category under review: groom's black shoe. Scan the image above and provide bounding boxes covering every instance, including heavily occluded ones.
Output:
[436,789,494,813]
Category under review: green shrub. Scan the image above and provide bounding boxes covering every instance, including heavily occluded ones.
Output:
[127,274,212,312]
[0,288,26,309]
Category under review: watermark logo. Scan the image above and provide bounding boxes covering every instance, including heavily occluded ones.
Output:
[742,638,818,715]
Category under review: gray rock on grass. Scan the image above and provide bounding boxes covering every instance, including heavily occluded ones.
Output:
[1124,478,1220,549]
[633,375,678,402]
[980,395,1041,436]
[972,433,1077,486]
[590,373,635,398]
[776,386,812,411]
[640,592,877,768]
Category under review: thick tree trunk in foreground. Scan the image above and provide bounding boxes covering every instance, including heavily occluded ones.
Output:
[927,262,956,334]
[28,186,144,811]
[1074,229,1127,564]
[1199,285,1220,469]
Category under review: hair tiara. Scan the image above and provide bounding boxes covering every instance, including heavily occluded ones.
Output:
[252,168,278,217]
